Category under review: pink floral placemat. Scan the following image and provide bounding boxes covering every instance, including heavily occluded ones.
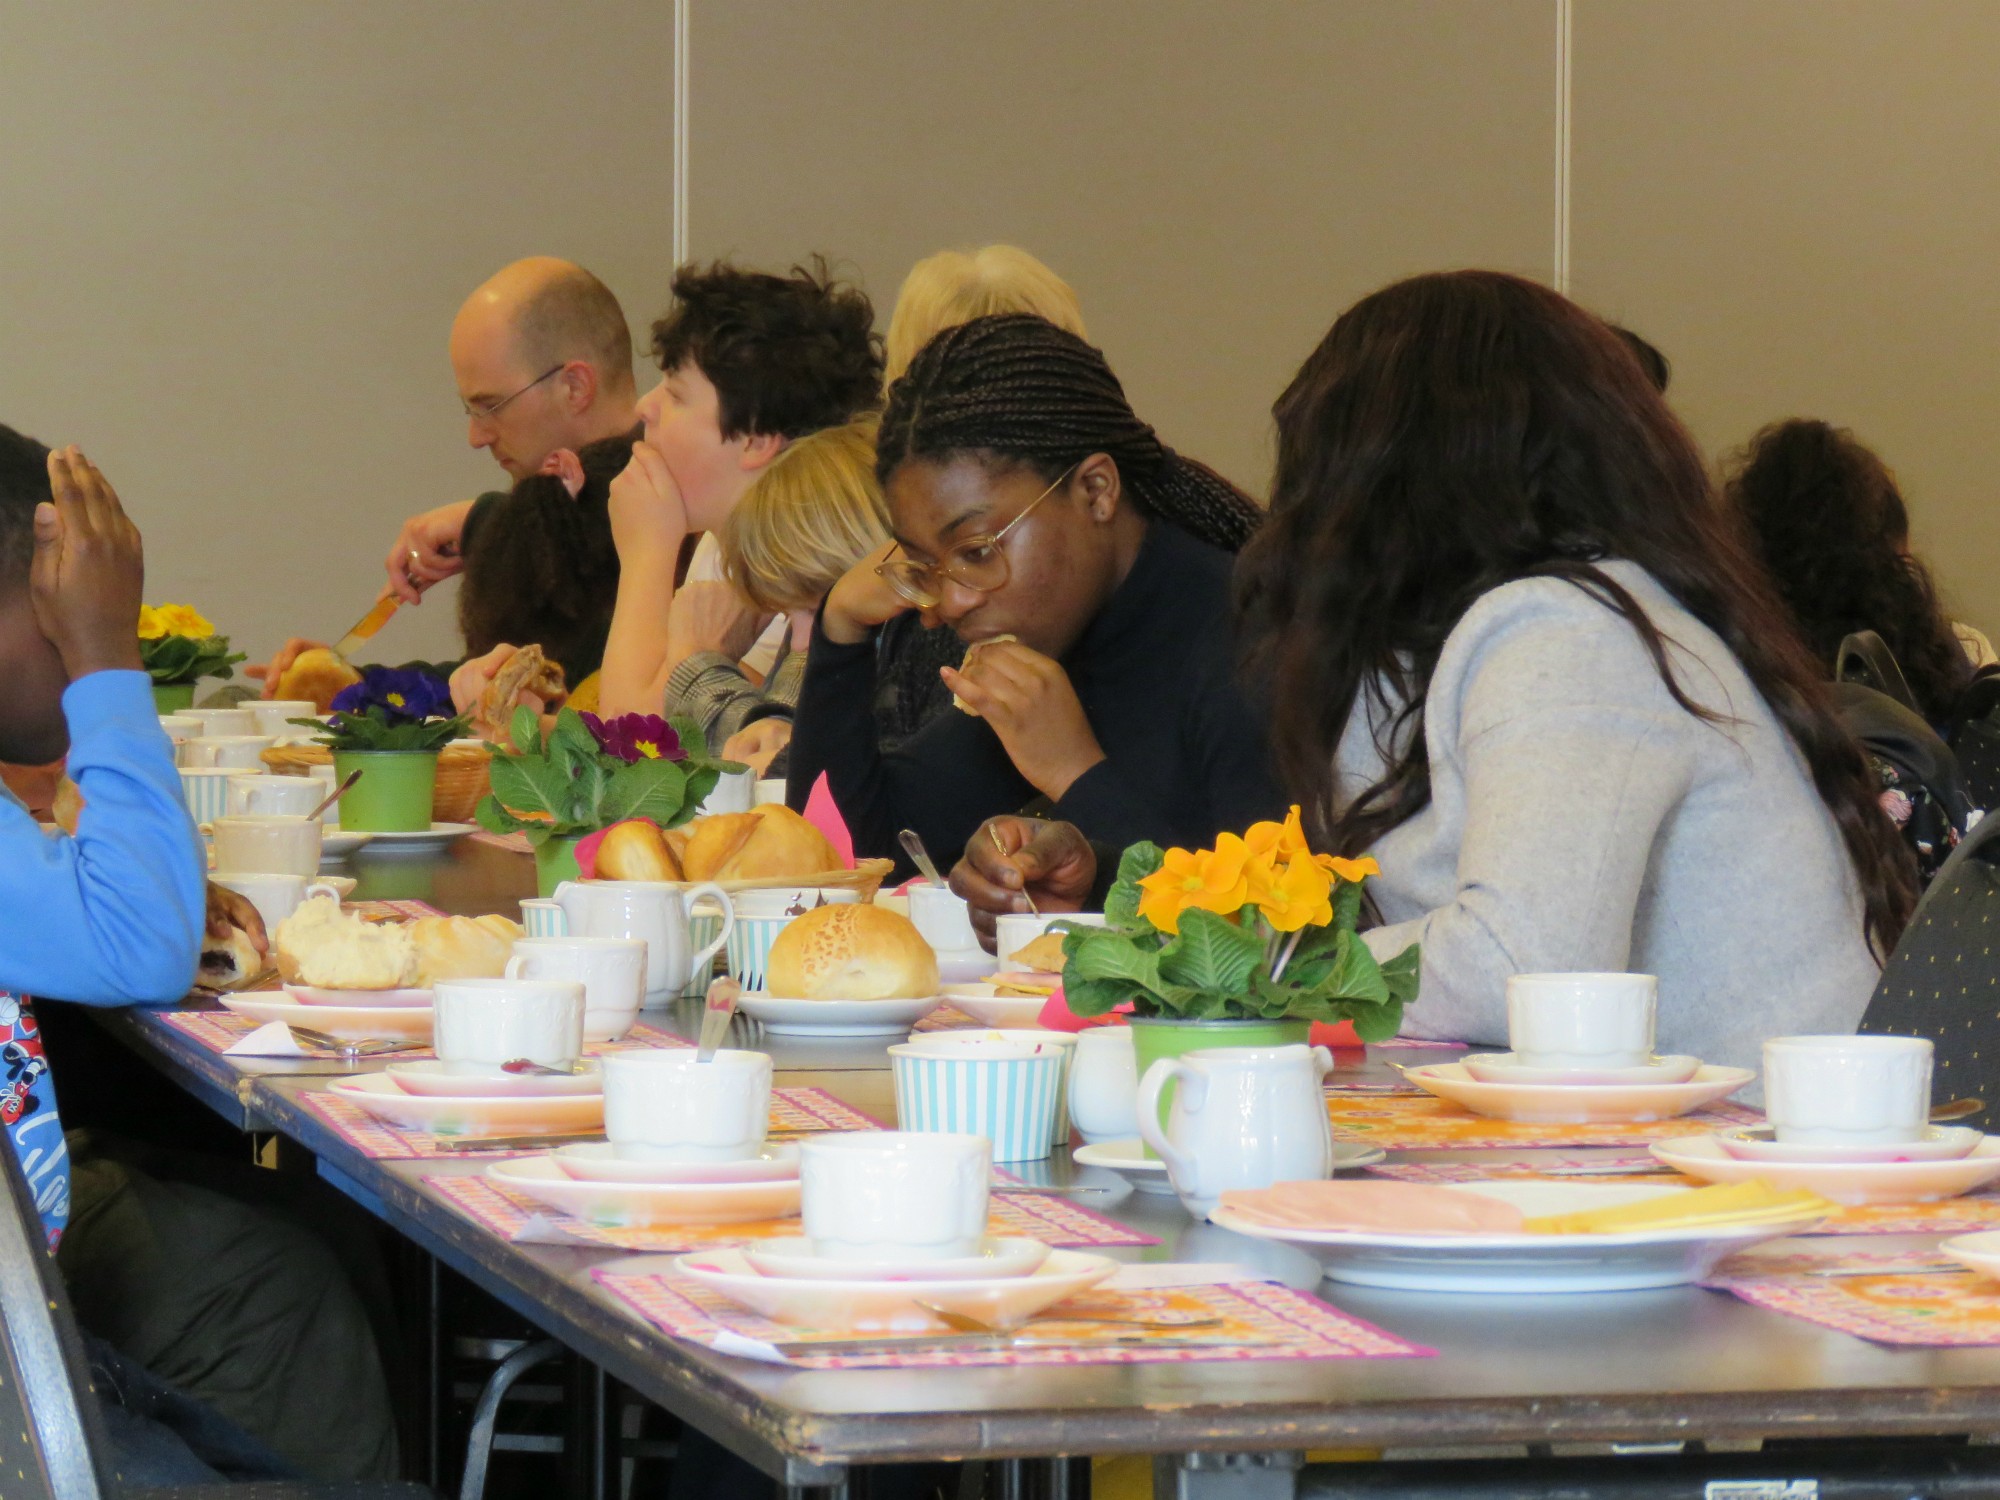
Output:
[1326,1094,1761,1151]
[427,1168,1157,1252]
[592,1268,1428,1369]
[157,1011,687,1064]
[466,830,534,854]
[910,1005,984,1032]
[1703,1246,2000,1345]
[300,1082,876,1161]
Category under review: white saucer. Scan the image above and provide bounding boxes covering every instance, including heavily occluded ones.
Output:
[1652,1134,2000,1205]
[488,1156,799,1226]
[743,1236,1051,1283]
[386,1059,603,1098]
[348,822,477,855]
[1717,1124,1981,1165]
[1941,1229,2000,1280]
[328,1073,601,1138]
[1401,1061,1755,1123]
[222,993,432,1043]
[738,992,942,1036]
[674,1246,1117,1332]
[1462,1053,1702,1086]
[939,984,1049,1030]
[319,831,374,859]
[1073,1136,1386,1195]
[553,1141,801,1184]
[285,985,433,1009]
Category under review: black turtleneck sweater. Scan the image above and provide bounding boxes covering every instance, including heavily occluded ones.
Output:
[786,522,1285,873]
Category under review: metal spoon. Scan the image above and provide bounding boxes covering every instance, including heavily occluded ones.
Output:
[500,1057,590,1077]
[1934,1097,1986,1123]
[288,1026,421,1058]
[987,824,1038,916]
[898,829,945,887]
[913,1301,1222,1335]
[306,767,364,822]
[697,977,742,1063]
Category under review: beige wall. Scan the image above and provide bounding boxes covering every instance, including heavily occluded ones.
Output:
[2,1,1996,666]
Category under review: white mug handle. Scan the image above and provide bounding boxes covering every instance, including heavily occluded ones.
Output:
[504,954,527,979]
[683,881,734,977]
[1135,1058,1195,1186]
[304,880,342,904]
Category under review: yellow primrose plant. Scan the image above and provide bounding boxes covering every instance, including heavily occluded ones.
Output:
[1060,807,1420,1039]
[137,603,244,686]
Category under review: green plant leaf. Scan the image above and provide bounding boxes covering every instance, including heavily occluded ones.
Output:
[488,751,569,822]
[1332,876,1365,934]
[1156,907,1264,995]
[599,756,689,826]
[1062,927,1167,994]
[666,714,708,761]
[475,793,530,836]
[673,765,720,824]
[1377,942,1421,1006]
[548,708,598,763]
[510,705,544,757]
[1103,841,1165,928]
[1061,975,1135,1018]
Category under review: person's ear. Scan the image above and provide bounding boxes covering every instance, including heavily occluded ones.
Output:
[559,361,598,414]
[738,430,787,473]
[1076,452,1121,523]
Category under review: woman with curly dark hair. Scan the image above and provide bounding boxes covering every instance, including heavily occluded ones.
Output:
[1724,419,1990,722]
[954,273,1908,1073]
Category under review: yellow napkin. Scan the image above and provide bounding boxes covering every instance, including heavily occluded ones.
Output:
[1522,1181,1830,1236]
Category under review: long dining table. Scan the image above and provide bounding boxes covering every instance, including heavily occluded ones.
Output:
[86,837,2000,1498]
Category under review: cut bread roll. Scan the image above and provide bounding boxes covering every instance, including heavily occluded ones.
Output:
[273,896,419,989]
[408,914,523,985]
[950,634,1019,715]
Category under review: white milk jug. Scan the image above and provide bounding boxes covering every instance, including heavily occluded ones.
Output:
[1136,1043,1335,1219]
[550,879,733,1004]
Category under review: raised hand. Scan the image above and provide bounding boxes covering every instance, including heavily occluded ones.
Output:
[385,500,473,604]
[33,447,145,679]
[940,640,1106,800]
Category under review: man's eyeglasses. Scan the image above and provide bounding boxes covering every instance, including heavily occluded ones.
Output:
[875,463,1078,609]
[462,364,564,422]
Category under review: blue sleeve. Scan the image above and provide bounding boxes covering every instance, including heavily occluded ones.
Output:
[0,671,205,1005]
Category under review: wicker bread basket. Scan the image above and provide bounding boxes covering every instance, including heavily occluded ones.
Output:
[260,740,494,824]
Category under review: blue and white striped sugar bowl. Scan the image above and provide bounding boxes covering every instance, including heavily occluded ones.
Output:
[889,1038,1066,1163]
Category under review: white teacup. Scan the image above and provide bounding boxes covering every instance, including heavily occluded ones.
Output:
[305,763,343,824]
[695,767,755,817]
[432,976,585,1077]
[506,937,648,1043]
[157,714,202,744]
[181,735,277,770]
[1069,1026,1139,1144]
[211,873,344,934]
[907,884,979,955]
[226,773,324,818]
[601,1048,771,1161]
[186,707,258,736]
[800,1130,991,1261]
[211,814,322,876]
[1505,972,1657,1070]
[995,912,1108,970]
[1763,1035,1934,1146]
[250,700,320,737]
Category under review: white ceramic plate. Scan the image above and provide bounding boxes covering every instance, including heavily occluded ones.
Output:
[1210,1180,1822,1294]
[328,1073,602,1137]
[1461,1053,1702,1086]
[674,1246,1118,1332]
[1401,1061,1756,1123]
[553,1141,801,1185]
[348,822,477,855]
[1652,1134,2000,1205]
[1941,1229,2000,1280]
[1072,1136,1386,1196]
[319,832,374,859]
[940,985,1051,1029]
[386,1059,603,1098]
[1716,1124,1981,1165]
[737,992,942,1036]
[284,985,433,1009]
[221,994,432,1043]
[488,1155,799,1226]
[743,1235,1051,1283]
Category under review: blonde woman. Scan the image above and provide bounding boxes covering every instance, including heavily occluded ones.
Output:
[882,245,1086,386]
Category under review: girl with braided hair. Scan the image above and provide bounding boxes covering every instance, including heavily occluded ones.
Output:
[786,312,1281,873]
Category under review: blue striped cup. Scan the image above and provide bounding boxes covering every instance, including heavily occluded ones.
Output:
[889,1041,1065,1162]
[179,767,238,827]
[725,888,861,993]
[905,1029,1077,1146]
[519,899,566,940]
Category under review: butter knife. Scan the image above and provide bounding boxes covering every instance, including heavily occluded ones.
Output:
[332,594,402,661]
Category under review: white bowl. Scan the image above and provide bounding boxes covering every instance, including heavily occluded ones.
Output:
[738,992,942,1036]
[742,1235,1051,1283]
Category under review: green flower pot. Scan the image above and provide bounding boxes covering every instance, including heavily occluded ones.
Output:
[151,682,196,714]
[334,750,437,832]
[1129,1014,1312,1158]
[535,835,583,897]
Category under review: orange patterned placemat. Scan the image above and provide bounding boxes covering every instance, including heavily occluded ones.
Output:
[1705,1247,2000,1345]
[429,1170,1158,1252]
[593,1268,1427,1368]
[347,898,447,919]
[910,1005,983,1032]
[1327,1094,1760,1151]
[299,1079,861,1160]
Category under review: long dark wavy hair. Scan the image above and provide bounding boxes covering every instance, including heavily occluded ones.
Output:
[457,430,632,685]
[1235,271,1913,954]
[876,313,1264,552]
[1725,419,1972,723]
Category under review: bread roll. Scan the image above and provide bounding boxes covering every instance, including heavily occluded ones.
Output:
[273,896,419,989]
[276,649,364,713]
[765,903,940,1001]
[951,634,1018,715]
[408,914,522,985]
[198,924,263,987]
[682,806,840,882]
[595,819,683,882]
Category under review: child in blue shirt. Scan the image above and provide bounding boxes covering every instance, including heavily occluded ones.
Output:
[0,430,394,1484]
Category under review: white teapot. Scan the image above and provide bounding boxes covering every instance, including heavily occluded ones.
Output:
[549,880,733,1004]
[1136,1043,1335,1219]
